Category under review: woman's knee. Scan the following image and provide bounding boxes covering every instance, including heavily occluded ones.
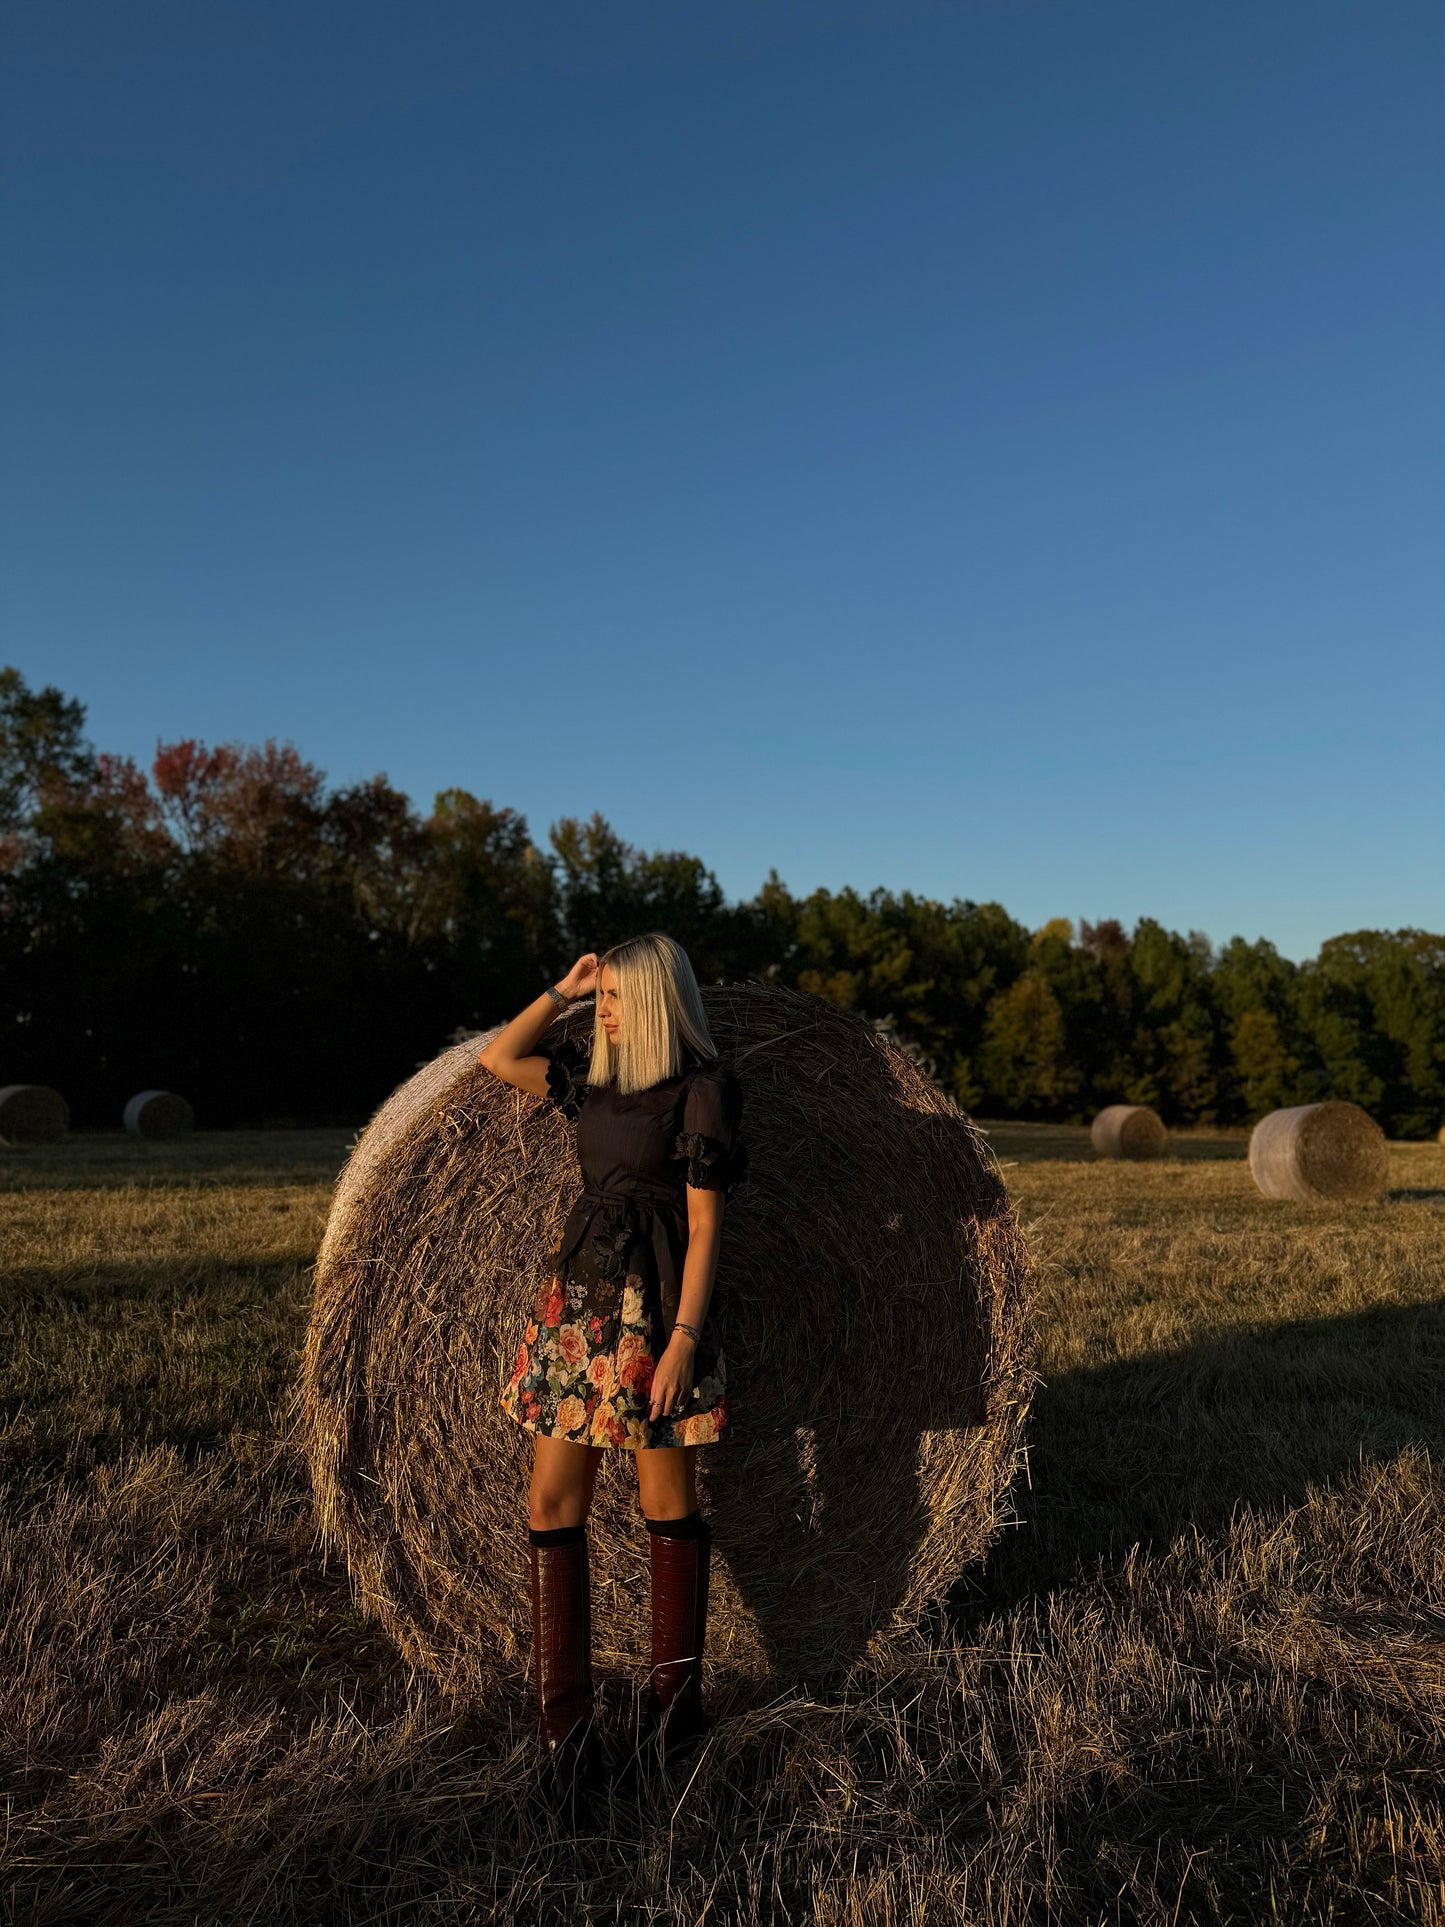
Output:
[528,1438,600,1528]
[633,1443,696,1518]
[527,1492,591,1530]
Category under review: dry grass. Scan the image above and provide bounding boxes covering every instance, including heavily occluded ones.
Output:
[1,1122,1443,1924]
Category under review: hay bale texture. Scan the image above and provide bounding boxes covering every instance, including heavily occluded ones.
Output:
[0,1085,69,1144]
[300,981,1035,1697]
[1249,1100,1389,1203]
[123,1090,195,1138]
[1090,1104,1167,1160]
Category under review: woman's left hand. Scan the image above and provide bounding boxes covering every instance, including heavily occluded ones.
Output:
[649,1335,697,1422]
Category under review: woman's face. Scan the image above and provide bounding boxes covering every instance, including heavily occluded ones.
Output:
[598,964,621,1044]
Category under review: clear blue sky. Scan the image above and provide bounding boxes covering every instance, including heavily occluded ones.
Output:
[3,1,1441,961]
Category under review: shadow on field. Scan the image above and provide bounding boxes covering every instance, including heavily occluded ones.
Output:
[947,1296,1445,1631]
[0,1258,308,1304]
[976,1121,1249,1165]
[0,1129,355,1193]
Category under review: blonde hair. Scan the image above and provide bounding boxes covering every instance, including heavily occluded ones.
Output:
[584,932,717,1095]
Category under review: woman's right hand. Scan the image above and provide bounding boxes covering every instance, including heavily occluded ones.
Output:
[479,951,601,1094]
[559,953,600,999]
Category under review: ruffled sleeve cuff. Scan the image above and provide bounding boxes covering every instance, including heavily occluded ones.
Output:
[673,1060,748,1193]
[674,1128,749,1193]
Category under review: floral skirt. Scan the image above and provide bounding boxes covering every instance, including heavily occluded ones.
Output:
[500,1267,729,1449]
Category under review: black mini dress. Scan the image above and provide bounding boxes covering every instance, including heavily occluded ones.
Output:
[499,1034,747,1449]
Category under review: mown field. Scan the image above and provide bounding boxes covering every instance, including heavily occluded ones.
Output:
[2,1123,1442,1926]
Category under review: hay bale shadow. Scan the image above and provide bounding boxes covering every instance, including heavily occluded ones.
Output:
[948,1297,1445,1631]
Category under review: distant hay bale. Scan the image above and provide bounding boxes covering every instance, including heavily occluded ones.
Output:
[123,1090,195,1138]
[1090,1104,1167,1160]
[1248,1101,1389,1204]
[299,982,1035,1699]
[1438,1124,1445,1148]
[0,1085,69,1144]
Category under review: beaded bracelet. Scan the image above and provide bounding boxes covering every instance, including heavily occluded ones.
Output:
[673,1321,701,1343]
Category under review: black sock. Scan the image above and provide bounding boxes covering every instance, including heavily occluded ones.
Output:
[644,1507,708,1541]
[529,1521,586,1546]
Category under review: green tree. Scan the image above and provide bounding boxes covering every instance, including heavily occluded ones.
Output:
[1231,1008,1303,1118]
[1300,930,1445,1134]
[0,666,96,841]
[978,969,1078,1115]
[549,812,733,980]
[1124,920,1221,1121]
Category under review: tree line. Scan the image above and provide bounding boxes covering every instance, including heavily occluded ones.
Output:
[3,667,1442,1137]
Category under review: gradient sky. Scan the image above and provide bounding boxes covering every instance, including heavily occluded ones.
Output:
[3,0,1441,960]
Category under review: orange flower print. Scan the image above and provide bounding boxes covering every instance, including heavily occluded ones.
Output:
[556,1322,588,1367]
[620,1351,654,1395]
[556,1395,587,1434]
[615,1338,647,1392]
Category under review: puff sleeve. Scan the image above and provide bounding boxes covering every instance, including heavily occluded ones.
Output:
[538,1034,592,1121]
[674,1061,748,1195]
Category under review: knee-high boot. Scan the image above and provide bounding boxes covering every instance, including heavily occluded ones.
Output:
[528,1522,603,1820]
[643,1508,713,1766]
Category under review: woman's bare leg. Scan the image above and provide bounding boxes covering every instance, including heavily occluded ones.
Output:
[529,1434,604,1529]
[633,1443,698,1520]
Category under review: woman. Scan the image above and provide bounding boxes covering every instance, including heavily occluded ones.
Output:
[478,931,746,1815]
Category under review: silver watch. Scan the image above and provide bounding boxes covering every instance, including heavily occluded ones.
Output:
[544,984,570,1008]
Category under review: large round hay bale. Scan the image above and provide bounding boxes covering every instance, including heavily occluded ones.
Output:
[1090,1104,1167,1160]
[123,1090,195,1138]
[0,1084,69,1144]
[1248,1101,1389,1203]
[300,982,1034,1700]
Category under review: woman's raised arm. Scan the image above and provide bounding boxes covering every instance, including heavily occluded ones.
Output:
[477,953,599,1099]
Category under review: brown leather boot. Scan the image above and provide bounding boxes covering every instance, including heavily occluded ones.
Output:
[643,1509,713,1769]
[528,1522,604,1824]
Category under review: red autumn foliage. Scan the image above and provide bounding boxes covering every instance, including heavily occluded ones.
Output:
[152,738,325,870]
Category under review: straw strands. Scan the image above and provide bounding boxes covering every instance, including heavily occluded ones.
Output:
[1090,1104,1167,1160]
[0,1085,69,1144]
[123,1091,195,1138]
[300,981,1035,1698]
[1249,1101,1390,1203]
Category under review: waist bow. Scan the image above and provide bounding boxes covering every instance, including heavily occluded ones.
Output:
[550,1187,690,1323]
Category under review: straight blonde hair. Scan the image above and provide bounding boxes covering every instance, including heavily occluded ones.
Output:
[583,932,717,1095]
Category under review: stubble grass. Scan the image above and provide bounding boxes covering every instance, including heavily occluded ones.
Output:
[1,1123,1442,1925]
